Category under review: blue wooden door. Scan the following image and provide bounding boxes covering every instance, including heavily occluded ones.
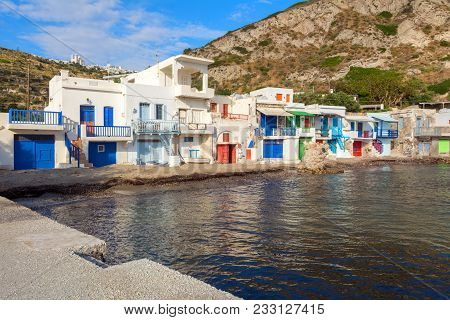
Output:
[14,135,55,170]
[104,107,113,126]
[357,122,363,137]
[80,106,95,125]
[35,139,55,169]
[89,142,116,167]
[263,140,283,159]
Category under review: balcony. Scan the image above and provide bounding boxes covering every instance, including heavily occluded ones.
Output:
[174,85,215,99]
[133,120,180,135]
[8,109,63,131]
[180,122,214,134]
[376,129,398,139]
[296,127,315,137]
[349,130,375,139]
[316,128,332,139]
[84,125,132,141]
[414,127,450,137]
[221,113,249,120]
[255,127,312,137]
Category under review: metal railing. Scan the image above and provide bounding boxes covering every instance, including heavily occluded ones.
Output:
[65,133,80,168]
[227,114,249,120]
[86,126,132,137]
[186,123,208,130]
[376,129,398,139]
[133,120,179,134]
[414,127,450,137]
[357,130,374,138]
[331,126,343,138]
[9,109,62,125]
[272,127,296,136]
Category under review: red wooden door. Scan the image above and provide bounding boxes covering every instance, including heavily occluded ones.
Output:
[217,144,229,163]
[353,141,362,157]
[230,145,237,164]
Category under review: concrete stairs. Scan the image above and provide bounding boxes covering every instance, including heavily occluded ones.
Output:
[72,138,93,168]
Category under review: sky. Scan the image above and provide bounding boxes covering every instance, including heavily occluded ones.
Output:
[0,0,302,70]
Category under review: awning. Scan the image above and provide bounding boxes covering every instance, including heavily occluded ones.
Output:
[346,115,374,122]
[320,110,344,117]
[257,107,291,117]
[368,113,398,123]
[287,110,316,117]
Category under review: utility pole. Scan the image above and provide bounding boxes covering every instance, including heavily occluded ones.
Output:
[26,60,30,110]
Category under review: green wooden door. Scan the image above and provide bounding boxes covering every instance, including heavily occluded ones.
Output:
[299,138,311,160]
[299,140,305,160]
[439,139,449,154]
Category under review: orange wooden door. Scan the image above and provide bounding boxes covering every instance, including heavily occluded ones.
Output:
[246,149,252,160]
[231,145,237,164]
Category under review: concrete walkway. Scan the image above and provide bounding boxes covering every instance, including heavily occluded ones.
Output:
[0,197,236,299]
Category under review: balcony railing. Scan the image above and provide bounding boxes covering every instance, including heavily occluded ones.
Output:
[227,114,249,120]
[355,130,374,138]
[86,126,132,137]
[186,123,208,130]
[255,127,298,137]
[133,120,179,134]
[414,127,450,137]
[272,127,296,136]
[9,109,62,125]
[376,129,398,139]
[254,128,265,137]
[331,126,343,138]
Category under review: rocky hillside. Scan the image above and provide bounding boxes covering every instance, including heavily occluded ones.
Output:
[190,0,450,94]
[0,47,107,110]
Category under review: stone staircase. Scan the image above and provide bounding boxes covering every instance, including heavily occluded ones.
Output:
[71,138,93,168]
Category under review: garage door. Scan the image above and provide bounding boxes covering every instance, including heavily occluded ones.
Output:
[14,135,55,170]
[89,142,116,167]
[263,140,283,159]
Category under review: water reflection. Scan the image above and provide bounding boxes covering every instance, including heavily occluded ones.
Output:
[21,165,450,299]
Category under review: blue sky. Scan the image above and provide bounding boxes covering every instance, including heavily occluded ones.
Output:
[0,0,302,70]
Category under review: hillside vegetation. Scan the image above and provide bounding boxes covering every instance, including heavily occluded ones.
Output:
[190,0,450,103]
[0,47,106,111]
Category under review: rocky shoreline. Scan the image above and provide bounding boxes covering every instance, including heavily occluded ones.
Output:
[0,157,448,199]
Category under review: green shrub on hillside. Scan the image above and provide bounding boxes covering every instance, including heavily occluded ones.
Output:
[258,39,272,47]
[428,79,450,95]
[321,56,343,68]
[183,48,193,55]
[439,40,450,47]
[241,24,257,32]
[378,11,393,19]
[233,46,249,54]
[376,24,398,36]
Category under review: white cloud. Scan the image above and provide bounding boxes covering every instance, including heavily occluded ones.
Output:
[2,0,225,69]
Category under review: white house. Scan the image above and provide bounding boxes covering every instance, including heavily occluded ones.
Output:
[45,54,216,168]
